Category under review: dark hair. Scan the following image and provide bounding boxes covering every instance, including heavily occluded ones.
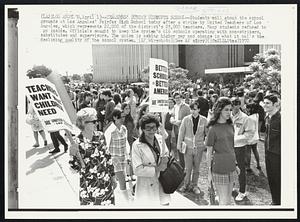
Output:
[113,93,122,105]
[111,109,122,123]
[208,89,215,95]
[83,91,92,99]
[246,103,260,115]
[264,94,279,104]
[136,104,149,129]
[190,102,200,110]
[207,97,233,127]
[197,90,203,97]
[173,92,182,98]
[169,98,175,105]
[139,113,160,130]
[254,92,264,103]
[121,102,134,124]
[102,90,112,97]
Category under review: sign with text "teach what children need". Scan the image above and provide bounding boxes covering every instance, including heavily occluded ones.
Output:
[25,78,73,132]
[149,58,169,113]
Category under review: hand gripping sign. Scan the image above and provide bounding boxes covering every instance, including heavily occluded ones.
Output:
[149,58,169,113]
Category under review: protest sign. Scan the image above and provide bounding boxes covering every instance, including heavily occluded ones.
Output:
[25,78,73,132]
[149,58,169,113]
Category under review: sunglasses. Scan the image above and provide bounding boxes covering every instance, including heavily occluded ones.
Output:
[85,120,98,124]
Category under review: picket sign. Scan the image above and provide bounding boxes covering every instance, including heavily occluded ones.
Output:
[25,74,85,168]
[149,58,169,113]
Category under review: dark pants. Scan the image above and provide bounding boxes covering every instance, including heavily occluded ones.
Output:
[234,146,246,193]
[174,125,185,169]
[50,131,67,150]
[245,143,260,169]
[265,151,281,205]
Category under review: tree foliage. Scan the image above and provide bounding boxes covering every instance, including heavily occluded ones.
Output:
[245,49,281,92]
[26,65,52,78]
[141,63,193,91]
[83,73,93,83]
[71,74,82,81]
[61,76,71,84]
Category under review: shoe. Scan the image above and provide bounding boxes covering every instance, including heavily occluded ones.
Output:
[235,192,247,201]
[44,141,47,146]
[179,185,187,193]
[33,143,39,147]
[192,186,201,195]
[64,144,68,153]
[49,149,60,154]
[257,166,262,170]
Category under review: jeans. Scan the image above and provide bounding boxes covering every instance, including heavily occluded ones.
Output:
[183,148,204,188]
[234,146,246,193]
[50,131,67,149]
[245,143,260,169]
[265,151,281,205]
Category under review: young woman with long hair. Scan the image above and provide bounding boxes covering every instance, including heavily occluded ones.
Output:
[205,97,240,205]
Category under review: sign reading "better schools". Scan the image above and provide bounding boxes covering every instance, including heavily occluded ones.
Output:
[25,78,73,132]
[149,58,169,113]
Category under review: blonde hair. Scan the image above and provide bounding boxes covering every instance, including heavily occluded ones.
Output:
[76,108,97,131]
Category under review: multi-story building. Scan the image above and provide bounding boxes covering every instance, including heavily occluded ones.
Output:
[92,44,280,83]
[92,45,179,83]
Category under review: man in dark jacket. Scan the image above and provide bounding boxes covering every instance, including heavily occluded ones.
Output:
[196,90,209,118]
[263,94,281,205]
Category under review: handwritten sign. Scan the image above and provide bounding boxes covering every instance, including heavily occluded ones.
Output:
[25,78,73,132]
[149,58,169,113]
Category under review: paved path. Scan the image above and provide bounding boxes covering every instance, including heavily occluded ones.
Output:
[19,124,197,208]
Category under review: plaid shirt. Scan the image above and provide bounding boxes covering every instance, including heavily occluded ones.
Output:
[105,123,129,157]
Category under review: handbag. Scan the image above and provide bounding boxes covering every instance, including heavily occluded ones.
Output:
[25,114,33,125]
[159,156,186,194]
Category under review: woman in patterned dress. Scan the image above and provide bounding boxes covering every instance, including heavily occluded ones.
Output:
[69,107,116,206]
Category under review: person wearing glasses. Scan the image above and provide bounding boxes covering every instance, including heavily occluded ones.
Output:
[104,108,131,204]
[177,102,208,194]
[263,94,281,205]
[69,107,116,206]
[231,97,255,201]
[206,97,240,205]
[131,113,170,206]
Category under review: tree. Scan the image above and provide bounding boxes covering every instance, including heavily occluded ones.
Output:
[141,63,193,92]
[83,73,93,83]
[71,74,82,81]
[26,65,52,78]
[61,76,70,84]
[245,49,281,92]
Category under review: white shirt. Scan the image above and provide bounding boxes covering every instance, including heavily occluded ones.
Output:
[174,103,181,121]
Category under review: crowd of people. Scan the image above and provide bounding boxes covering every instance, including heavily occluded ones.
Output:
[26,80,281,206]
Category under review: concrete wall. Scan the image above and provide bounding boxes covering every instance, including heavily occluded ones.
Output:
[184,45,245,79]
[92,45,179,83]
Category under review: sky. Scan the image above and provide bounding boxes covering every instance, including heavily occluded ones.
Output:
[18,7,93,77]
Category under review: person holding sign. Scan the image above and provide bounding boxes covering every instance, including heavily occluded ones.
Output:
[69,108,116,206]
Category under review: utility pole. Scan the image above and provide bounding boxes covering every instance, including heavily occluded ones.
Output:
[7,8,19,209]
